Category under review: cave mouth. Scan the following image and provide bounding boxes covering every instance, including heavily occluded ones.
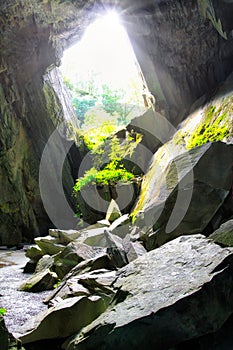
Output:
[60,10,147,136]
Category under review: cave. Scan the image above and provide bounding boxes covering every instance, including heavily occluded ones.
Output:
[1,0,233,246]
[1,1,233,350]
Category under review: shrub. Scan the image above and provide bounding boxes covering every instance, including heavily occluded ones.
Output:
[73,161,135,194]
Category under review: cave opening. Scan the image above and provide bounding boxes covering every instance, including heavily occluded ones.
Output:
[60,10,147,143]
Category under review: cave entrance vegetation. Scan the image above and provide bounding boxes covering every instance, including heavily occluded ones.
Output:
[59,10,147,144]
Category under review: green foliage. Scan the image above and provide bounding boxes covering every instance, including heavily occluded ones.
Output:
[53,279,61,289]
[72,96,96,125]
[64,74,140,128]
[0,308,7,316]
[81,123,119,150]
[73,162,135,193]
[73,134,142,197]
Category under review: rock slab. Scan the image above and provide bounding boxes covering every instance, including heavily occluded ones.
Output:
[65,235,233,350]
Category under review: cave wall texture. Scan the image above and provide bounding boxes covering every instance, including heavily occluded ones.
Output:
[0,0,233,245]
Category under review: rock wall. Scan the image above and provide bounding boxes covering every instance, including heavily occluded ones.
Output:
[0,1,85,245]
[0,0,233,245]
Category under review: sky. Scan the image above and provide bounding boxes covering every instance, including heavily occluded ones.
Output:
[60,11,143,92]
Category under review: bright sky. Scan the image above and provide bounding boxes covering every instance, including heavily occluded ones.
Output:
[60,11,143,92]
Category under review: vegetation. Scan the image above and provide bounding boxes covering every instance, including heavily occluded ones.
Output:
[0,308,6,316]
[64,76,142,128]
[74,162,135,193]
[174,95,232,150]
[186,118,229,149]
[73,133,142,194]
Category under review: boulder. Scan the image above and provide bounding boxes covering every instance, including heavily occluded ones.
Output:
[109,214,131,238]
[44,254,114,305]
[74,227,114,248]
[122,235,147,262]
[35,255,54,273]
[48,229,81,245]
[105,200,122,222]
[133,142,233,249]
[19,268,58,292]
[209,220,233,247]
[0,316,23,350]
[65,235,233,350]
[25,246,43,262]
[53,242,105,279]
[34,236,65,256]
[104,230,128,268]
[18,295,106,344]
[23,259,37,273]
[48,269,116,306]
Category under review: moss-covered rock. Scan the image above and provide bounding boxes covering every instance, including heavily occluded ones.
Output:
[209,220,233,247]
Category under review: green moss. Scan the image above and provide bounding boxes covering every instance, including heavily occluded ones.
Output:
[186,121,229,149]
[177,95,232,150]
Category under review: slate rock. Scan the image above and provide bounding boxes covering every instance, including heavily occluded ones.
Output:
[122,234,147,262]
[18,295,106,344]
[133,142,233,249]
[109,214,131,238]
[75,227,109,247]
[23,259,37,273]
[209,219,233,247]
[25,246,43,262]
[44,254,114,305]
[19,269,58,292]
[65,235,233,350]
[35,236,65,256]
[105,199,122,222]
[104,230,128,268]
[53,242,105,279]
[49,229,81,245]
[35,255,54,273]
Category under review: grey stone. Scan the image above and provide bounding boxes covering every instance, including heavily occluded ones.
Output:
[109,214,131,238]
[25,246,43,262]
[34,236,65,256]
[65,235,233,350]
[104,230,128,268]
[122,234,147,262]
[134,142,233,249]
[53,241,105,279]
[44,253,114,305]
[209,220,233,247]
[23,259,37,273]
[35,255,54,273]
[75,227,110,247]
[18,295,106,344]
[49,229,81,245]
[105,199,122,222]
[19,269,58,292]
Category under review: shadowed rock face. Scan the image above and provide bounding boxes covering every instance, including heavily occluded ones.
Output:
[0,0,233,244]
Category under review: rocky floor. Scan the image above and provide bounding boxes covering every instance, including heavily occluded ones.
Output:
[0,248,49,333]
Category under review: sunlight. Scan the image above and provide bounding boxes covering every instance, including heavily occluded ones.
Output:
[60,11,143,93]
